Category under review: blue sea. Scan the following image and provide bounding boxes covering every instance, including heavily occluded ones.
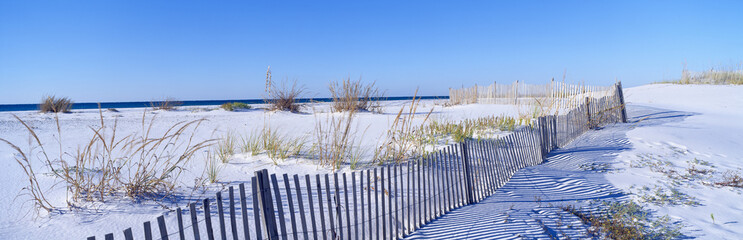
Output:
[0,96,447,112]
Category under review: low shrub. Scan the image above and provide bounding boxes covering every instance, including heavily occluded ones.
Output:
[39,95,73,113]
[221,102,252,111]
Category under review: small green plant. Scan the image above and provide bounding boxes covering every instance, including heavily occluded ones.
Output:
[258,127,306,164]
[637,185,700,206]
[240,132,262,156]
[39,95,73,113]
[710,213,715,224]
[216,132,236,163]
[204,150,222,183]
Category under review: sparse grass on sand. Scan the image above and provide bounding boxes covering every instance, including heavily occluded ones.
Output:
[562,201,682,240]
[374,90,433,164]
[0,109,216,213]
[658,64,743,85]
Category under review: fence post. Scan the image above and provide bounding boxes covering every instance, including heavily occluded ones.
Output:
[460,141,474,205]
[585,97,592,129]
[255,169,279,240]
[616,81,628,123]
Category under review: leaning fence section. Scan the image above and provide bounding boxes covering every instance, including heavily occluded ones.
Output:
[87,82,627,240]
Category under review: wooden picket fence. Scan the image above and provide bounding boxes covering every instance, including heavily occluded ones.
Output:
[87,83,627,240]
[449,80,618,110]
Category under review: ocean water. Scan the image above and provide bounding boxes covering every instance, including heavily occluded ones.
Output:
[0,96,447,112]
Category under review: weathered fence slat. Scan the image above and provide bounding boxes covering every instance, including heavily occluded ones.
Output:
[269,174,288,240]
[216,192,227,240]
[203,199,214,240]
[157,215,169,240]
[251,177,263,240]
[294,175,310,240]
[315,174,327,240]
[190,203,201,240]
[228,187,237,240]
[305,175,319,240]
[239,183,251,240]
[324,174,335,239]
[144,221,153,240]
[177,207,185,240]
[282,174,298,240]
[124,228,133,240]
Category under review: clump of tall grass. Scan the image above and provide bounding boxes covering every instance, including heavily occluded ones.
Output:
[203,150,222,183]
[151,97,183,110]
[39,95,73,113]
[262,128,307,164]
[329,78,384,113]
[374,90,433,164]
[264,67,304,112]
[238,126,307,164]
[240,132,262,156]
[313,110,365,171]
[221,102,252,111]
[216,132,236,163]
[0,109,216,212]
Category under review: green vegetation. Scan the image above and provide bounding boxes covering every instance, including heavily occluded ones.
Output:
[221,102,252,111]
[563,201,683,240]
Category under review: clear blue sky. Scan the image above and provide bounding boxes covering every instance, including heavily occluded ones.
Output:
[1,1,742,104]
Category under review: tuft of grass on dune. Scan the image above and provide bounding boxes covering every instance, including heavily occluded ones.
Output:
[151,97,183,110]
[658,64,743,85]
[39,95,73,113]
[329,77,385,113]
[264,66,305,113]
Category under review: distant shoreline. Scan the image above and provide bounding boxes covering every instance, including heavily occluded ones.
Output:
[0,96,448,112]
